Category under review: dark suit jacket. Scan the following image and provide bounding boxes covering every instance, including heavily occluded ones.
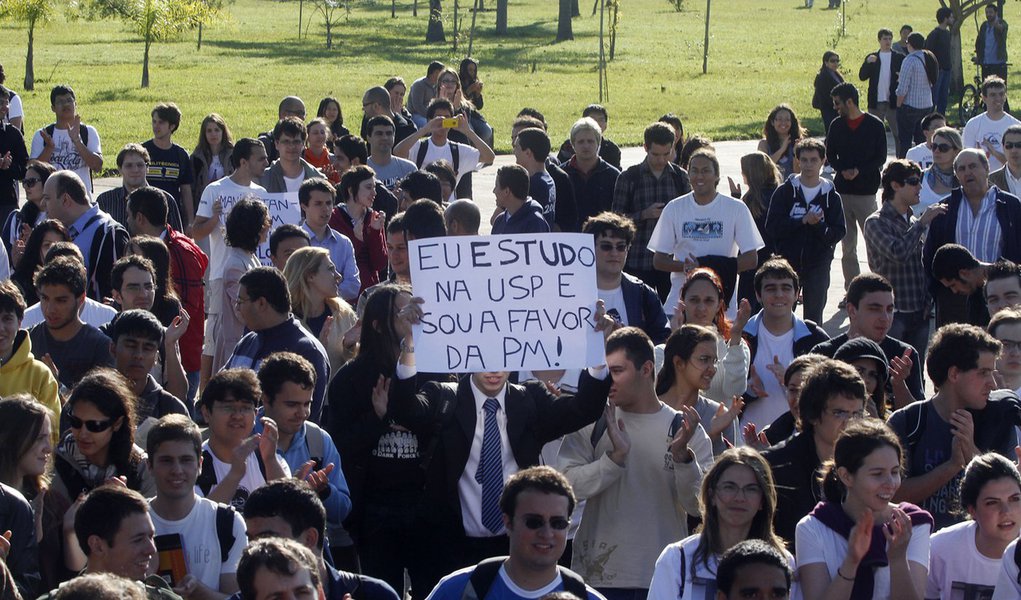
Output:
[388,370,610,536]
[858,50,904,109]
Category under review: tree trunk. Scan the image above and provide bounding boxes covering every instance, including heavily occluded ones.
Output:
[495,0,507,33]
[608,1,617,59]
[453,0,459,51]
[571,0,579,17]
[142,38,151,87]
[951,25,964,95]
[467,0,480,55]
[426,0,445,41]
[413,0,418,17]
[299,0,303,38]
[197,22,203,50]
[326,17,333,48]
[392,0,396,17]
[557,0,573,41]
[24,20,35,91]
[591,0,597,16]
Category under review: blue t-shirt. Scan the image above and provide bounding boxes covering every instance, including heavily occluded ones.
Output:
[427,564,605,600]
[528,170,557,227]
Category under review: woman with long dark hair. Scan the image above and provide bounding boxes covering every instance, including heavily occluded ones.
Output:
[657,324,742,455]
[813,51,844,135]
[757,104,807,179]
[11,219,68,306]
[734,153,782,312]
[333,166,387,297]
[2,160,54,261]
[316,96,349,148]
[190,113,234,203]
[797,419,931,600]
[327,284,446,600]
[649,447,795,599]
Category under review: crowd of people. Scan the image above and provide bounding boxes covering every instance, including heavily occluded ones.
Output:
[2,7,1021,600]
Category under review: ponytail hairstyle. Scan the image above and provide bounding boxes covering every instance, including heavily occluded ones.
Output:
[656,324,718,396]
[959,453,1021,517]
[820,419,902,502]
[680,267,732,341]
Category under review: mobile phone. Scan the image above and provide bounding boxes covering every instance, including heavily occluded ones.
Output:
[155,533,187,586]
[442,117,459,129]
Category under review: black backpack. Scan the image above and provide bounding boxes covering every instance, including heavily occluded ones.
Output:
[415,139,460,172]
[901,390,1021,464]
[459,557,588,600]
[590,411,686,448]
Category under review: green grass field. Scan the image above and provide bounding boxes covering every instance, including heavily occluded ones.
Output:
[0,0,1005,170]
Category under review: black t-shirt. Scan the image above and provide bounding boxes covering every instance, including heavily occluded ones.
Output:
[29,323,114,388]
[142,140,195,204]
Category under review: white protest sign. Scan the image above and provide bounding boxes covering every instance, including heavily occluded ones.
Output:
[409,233,606,373]
[254,192,302,265]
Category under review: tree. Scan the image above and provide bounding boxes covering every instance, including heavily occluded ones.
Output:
[0,0,57,90]
[495,0,506,33]
[84,0,222,87]
[557,0,573,41]
[307,0,346,49]
[426,0,444,41]
[196,0,229,50]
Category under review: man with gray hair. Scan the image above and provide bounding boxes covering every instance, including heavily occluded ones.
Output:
[258,96,305,162]
[561,116,620,226]
[360,86,416,146]
[924,147,1021,324]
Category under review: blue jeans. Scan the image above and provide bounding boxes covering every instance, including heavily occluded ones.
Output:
[932,69,951,115]
[896,105,930,158]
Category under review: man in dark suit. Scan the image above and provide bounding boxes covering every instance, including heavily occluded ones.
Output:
[386,298,613,593]
[859,28,904,157]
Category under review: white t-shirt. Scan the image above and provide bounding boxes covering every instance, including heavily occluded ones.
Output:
[878,51,893,103]
[963,112,1021,172]
[196,177,267,282]
[647,192,764,315]
[740,325,794,430]
[408,138,482,185]
[21,297,117,329]
[599,285,628,327]
[6,94,23,122]
[906,143,934,170]
[649,533,800,600]
[993,538,1021,599]
[148,496,247,590]
[195,440,290,509]
[927,520,999,600]
[283,174,304,193]
[796,514,930,600]
[29,125,102,192]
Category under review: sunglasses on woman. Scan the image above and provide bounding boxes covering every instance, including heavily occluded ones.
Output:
[69,415,115,433]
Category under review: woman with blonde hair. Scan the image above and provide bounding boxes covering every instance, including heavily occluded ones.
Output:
[282,246,358,374]
[649,447,796,599]
[918,126,961,215]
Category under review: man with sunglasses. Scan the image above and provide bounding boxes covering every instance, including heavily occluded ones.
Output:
[0,84,27,228]
[582,212,669,344]
[988,124,1021,195]
[426,466,603,600]
[864,159,946,360]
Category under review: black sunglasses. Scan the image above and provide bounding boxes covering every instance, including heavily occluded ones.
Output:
[23,177,41,187]
[1005,142,1021,150]
[69,415,115,433]
[522,516,570,530]
[597,242,629,252]
[903,176,921,185]
[932,142,955,153]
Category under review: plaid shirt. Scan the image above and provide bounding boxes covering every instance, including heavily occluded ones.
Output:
[863,201,930,312]
[611,159,691,271]
[895,51,934,109]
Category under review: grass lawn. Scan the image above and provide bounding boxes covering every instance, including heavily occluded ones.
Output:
[0,0,1003,171]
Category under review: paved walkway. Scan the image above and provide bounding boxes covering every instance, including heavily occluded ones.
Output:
[88,135,899,335]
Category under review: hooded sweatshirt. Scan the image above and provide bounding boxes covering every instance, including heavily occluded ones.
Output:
[0,330,60,445]
[492,198,551,235]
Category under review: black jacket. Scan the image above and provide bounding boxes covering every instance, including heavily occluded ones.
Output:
[825,112,888,196]
[0,483,39,598]
[562,157,621,227]
[763,432,822,548]
[858,50,904,108]
[387,371,610,537]
[812,69,844,111]
[765,175,846,272]
[0,123,27,208]
[620,272,670,344]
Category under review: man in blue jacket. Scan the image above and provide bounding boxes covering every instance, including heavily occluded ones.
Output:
[491,165,550,235]
[765,138,846,324]
[582,211,669,344]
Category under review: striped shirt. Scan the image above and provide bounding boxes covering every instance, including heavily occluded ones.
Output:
[895,51,934,109]
[956,186,1003,262]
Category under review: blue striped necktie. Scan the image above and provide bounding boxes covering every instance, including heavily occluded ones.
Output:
[476,397,504,535]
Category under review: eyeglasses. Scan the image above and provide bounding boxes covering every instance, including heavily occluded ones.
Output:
[1005,142,1021,150]
[522,516,570,530]
[69,415,115,433]
[1001,339,1021,353]
[235,295,252,308]
[214,404,257,416]
[277,138,304,147]
[23,177,41,187]
[597,242,628,252]
[903,176,921,186]
[826,408,865,421]
[932,142,956,153]
[715,482,763,501]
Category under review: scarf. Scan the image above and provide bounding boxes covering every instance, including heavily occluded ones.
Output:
[809,500,933,599]
[926,163,957,190]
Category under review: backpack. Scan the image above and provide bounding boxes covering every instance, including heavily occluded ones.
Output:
[44,122,92,185]
[213,504,239,564]
[902,390,1021,465]
[590,411,686,448]
[305,422,325,469]
[415,139,460,172]
[459,557,588,600]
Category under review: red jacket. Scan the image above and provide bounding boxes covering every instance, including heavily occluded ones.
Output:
[165,226,208,372]
[329,207,387,297]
